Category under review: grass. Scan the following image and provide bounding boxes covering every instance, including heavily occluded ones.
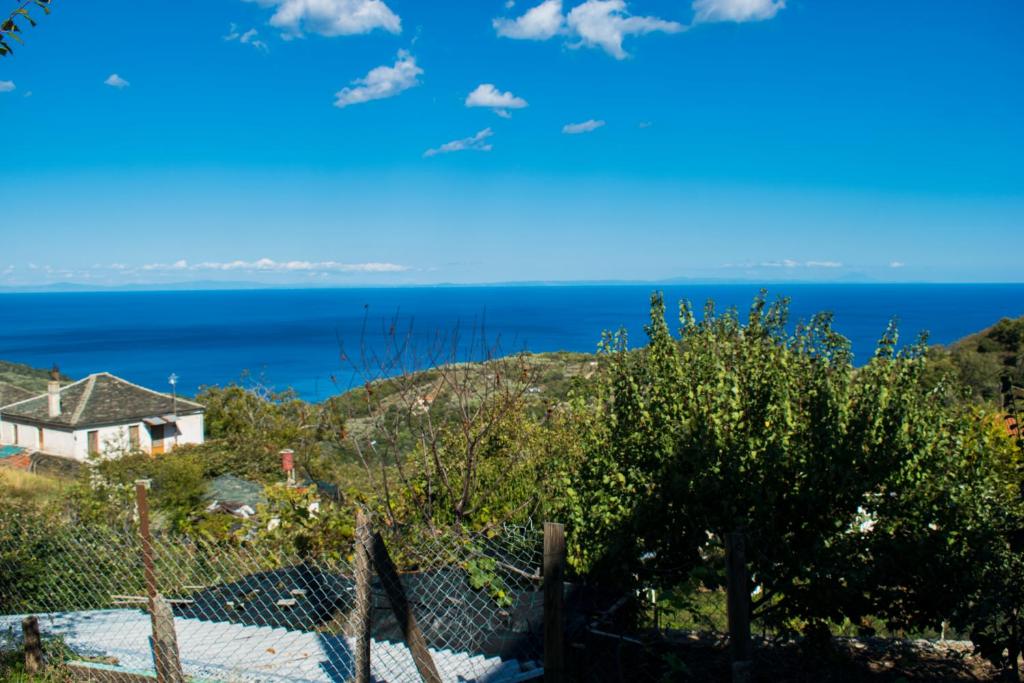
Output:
[0,468,70,508]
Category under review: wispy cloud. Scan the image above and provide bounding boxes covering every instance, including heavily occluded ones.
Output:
[104,74,130,89]
[0,81,14,93]
[137,258,408,273]
[889,261,906,268]
[224,23,269,52]
[334,50,422,108]
[562,119,605,134]
[245,0,400,37]
[495,0,682,59]
[424,128,494,157]
[465,83,528,118]
[725,259,843,269]
[691,0,785,24]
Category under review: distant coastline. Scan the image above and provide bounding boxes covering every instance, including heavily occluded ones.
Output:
[2,279,1024,294]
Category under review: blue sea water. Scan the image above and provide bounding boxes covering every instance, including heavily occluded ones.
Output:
[0,284,1021,401]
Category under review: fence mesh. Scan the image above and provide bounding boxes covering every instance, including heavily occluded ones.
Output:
[0,506,545,682]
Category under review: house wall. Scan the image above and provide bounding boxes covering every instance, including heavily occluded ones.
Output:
[176,413,205,447]
[0,420,14,445]
[68,414,205,460]
[0,413,204,461]
[41,428,75,457]
[0,420,76,457]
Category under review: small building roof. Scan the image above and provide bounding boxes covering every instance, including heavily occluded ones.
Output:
[205,474,266,510]
[0,381,36,408]
[0,372,203,429]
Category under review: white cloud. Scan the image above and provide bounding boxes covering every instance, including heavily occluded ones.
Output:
[465,83,528,118]
[760,259,800,268]
[224,23,269,51]
[424,128,494,157]
[496,0,681,58]
[334,50,422,109]
[137,258,407,273]
[889,261,905,268]
[753,259,843,269]
[246,0,400,37]
[567,0,683,59]
[104,74,130,89]
[0,81,14,93]
[692,0,785,24]
[494,0,565,40]
[562,119,605,134]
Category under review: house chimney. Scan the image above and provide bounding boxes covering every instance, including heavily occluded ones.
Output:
[48,365,61,417]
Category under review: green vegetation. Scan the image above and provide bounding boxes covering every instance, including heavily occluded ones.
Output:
[926,315,1024,402]
[0,1,52,58]
[559,293,1024,675]
[0,360,70,394]
[2,298,1023,678]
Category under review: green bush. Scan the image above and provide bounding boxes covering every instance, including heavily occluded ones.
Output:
[559,292,1024,675]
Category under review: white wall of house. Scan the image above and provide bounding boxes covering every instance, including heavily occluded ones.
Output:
[0,413,204,461]
[42,428,75,456]
[176,413,204,446]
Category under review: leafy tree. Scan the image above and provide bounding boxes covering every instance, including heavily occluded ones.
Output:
[560,292,1024,676]
[197,379,346,482]
[1,0,52,57]
[247,483,354,565]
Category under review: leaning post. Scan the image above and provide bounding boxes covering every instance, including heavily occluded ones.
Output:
[353,508,373,683]
[136,480,184,683]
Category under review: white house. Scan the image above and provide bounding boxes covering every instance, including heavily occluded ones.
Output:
[0,373,205,461]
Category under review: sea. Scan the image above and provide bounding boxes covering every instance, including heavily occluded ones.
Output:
[0,284,1021,401]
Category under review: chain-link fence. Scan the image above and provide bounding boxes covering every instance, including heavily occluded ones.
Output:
[0,491,546,682]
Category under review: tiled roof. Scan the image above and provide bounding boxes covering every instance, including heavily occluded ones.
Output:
[205,474,266,509]
[0,382,35,408]
[0,373,203,429]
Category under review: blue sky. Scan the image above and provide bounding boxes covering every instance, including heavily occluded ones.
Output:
[0,0,1021,286]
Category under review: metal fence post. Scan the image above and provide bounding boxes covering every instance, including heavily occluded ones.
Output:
[354,508,373,683]
[726,531,753,683]
[543,522,566,683]
[136,480,184,683]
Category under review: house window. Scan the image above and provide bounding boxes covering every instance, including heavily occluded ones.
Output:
[87,430,99,455]
[38,427,44,450]
[129,425,140,450]
[12,424,18,445]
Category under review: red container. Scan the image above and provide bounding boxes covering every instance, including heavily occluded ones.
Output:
[280,449,294,472]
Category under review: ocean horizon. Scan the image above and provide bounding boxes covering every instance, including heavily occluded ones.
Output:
[1,283,1022,401]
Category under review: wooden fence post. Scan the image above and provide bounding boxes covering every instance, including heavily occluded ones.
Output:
[353,508,373,683]
[725,531,753,683]
[22,616,42,674]
[543,522,566,683]
[136,480,184,683]
[369,532,442,683]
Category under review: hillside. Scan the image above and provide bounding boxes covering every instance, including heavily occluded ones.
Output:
[0,361,74,407]
[927,315,1024,402]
